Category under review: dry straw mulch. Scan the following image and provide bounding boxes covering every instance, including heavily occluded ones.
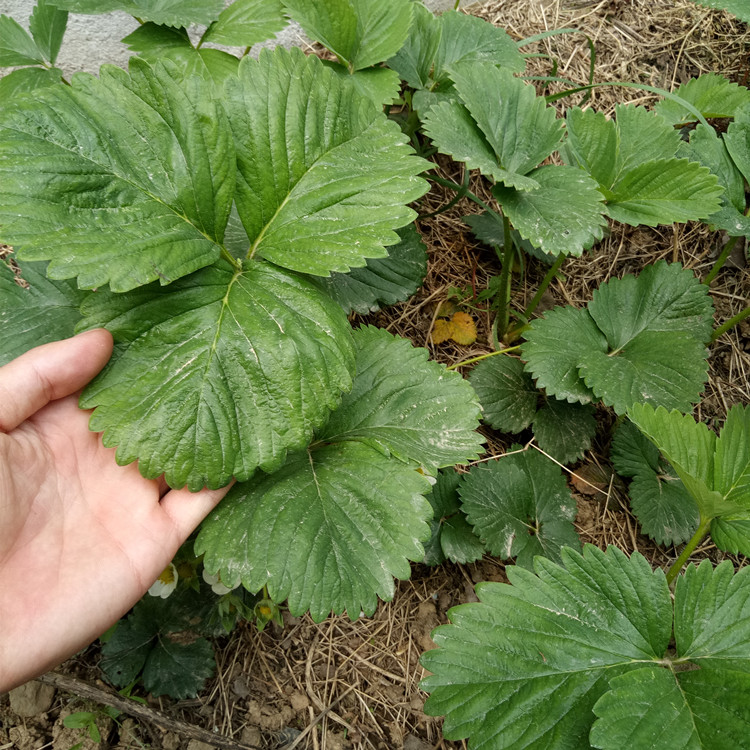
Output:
[2,2,749,749]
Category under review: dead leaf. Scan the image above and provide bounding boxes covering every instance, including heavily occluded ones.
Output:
[431,318,454,344]
[450,311,477,345]
[570,464,613,496]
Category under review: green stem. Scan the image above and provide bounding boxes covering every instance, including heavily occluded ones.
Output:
[704,235,740,285]
[220,246,242,271]
[429,175,494,214]
[665,516,713,585]
[446,346,521,370]
[419,170,470,219]
[711,305,750,342]
[523,253,565,320]
[495,213,514,341]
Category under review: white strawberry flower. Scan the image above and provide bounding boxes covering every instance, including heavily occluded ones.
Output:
[202,568,238,596]
[147,562,178,598]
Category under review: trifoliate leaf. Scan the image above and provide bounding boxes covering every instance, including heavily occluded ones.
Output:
[654,73,750,125]
[605,158,723,226]
[196,442,433,621]
[0,59,235,292]
[563,104,681,191]
[311,224,427,314]
[449,63,564,180]
[318,326,484,471]
[532,398,596,465]
[29,0,67,65]
[202,0,286,47]
[611,421,699,546]
[493,166,607,256]
[424,469,486,566]
[0,66,63,102]
[421,546,674,749]
[459,450,580,569]
[282,0,412,71]
[226,47,429,277]
[577,261,713,413]
[0,259,86,366]
[432,10,525,80]
[122,24,240,88]
[51,0,223,27]
[469,356,538,433]
[101,586,218,699]
[78,259,355,491]
[0,14,45,66]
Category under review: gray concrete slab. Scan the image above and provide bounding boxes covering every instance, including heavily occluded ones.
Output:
[2,1,457,77]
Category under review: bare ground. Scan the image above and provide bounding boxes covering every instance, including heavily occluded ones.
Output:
[1,1,749,748]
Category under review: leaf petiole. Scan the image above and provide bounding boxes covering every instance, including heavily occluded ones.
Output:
[665,516,713,585]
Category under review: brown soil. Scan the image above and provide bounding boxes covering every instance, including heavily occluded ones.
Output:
[2,1,749,748]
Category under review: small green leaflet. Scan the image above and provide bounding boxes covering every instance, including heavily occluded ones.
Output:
[0,259,85,366]
[29,0,68,65]
[523,261,713,414]
[78,259,355,491]
[310,224,428,314]
[51,0,224,27]
[122,24,240,88]
[0,66,63,102]
[0,13,46,66]
[317,326,485,471]
[196,326,483,620]
[202,0,286,47]
[629,403,750,554]
[0,59,235,292]
[226,47,429,277]
[282,0,412,71]
[654,73,750,125]
[423,469,485,566]
[458,449,580,569]
[611,421,699,546]
[533,398,596,466]
[421,547,750,750]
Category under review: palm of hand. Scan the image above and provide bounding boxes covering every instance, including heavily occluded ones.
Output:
[0,331,230,691]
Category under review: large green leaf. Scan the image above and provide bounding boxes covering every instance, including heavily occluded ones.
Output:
[122,24,240,88]
[317,326,484,471]
[78,259,355,491]
[422,547,750,750]
[611,421,699,546]
[493,166,607,256]
[421,546,672,749]
[311,224,427,314]
[29,0,68,65]
[459,450,580,569]
[282,0,412,71]
[196,442,433,621]
[226,47,429,276]
[0,14,45,66]
[51,0,223,27]
[0,259,86,366]
[0,59,235,292]
[202,0,286,46]
[655,73,750,125]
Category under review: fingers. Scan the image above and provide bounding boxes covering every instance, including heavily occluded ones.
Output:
[159,481,235,543]
[0,329,113,433]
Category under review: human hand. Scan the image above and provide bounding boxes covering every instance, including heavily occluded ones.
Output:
[0,330,232,692]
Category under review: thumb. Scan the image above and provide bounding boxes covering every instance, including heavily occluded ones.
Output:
[0,329,113,432]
